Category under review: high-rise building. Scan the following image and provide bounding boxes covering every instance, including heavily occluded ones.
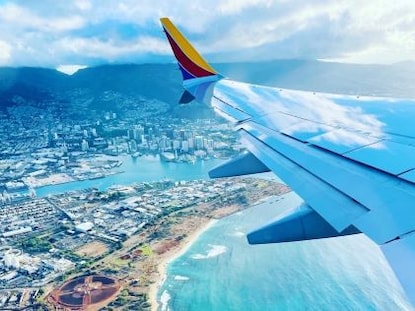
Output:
[159,137,170,151]
[187,138,194,150]
[62,143,68,153]
[0,193,3,205]
[127,129,135,140]
[148,128,154,141]
[81,139,89,151]
[134,126,144,143]
[194,136,203,150]
[153,125,161,137]
[165,128,174,139]
[182,140,189,152]
[207,139,214,149]
[172,140,181,150]
[203,138,209,150]
[129,140,138,153]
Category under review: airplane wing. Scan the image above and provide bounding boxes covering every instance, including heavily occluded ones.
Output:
[160,17,415,305]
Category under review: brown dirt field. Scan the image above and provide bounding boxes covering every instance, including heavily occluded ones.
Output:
[75,240,109,258]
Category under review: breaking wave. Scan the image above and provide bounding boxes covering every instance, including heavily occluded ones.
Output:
[191,244,227,260]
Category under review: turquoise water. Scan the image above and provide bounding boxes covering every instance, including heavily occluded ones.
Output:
[36,155,223,196]
[159,192,413,311]
[34,155,413,310]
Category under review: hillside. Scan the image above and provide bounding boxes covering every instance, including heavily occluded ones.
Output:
[1,60,415,117]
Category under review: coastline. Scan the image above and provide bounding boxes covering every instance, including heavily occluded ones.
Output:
[37,177,289,310]
[144,182,290,311]
[149,218,217,311]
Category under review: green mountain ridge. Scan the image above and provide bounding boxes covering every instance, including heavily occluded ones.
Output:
[1,60,415,115]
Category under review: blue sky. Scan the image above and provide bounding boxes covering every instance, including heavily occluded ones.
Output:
[0,0,415,73]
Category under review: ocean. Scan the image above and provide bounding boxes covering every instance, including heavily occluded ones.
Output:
[158,192,413,311]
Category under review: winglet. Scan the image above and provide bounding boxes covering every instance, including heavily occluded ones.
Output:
[160,17,218,81]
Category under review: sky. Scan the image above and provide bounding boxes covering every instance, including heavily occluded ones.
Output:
[1,0,415,73]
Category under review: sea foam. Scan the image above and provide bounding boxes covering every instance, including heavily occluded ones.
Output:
[231,230,245,237]
[191,244,227,260]
[160,290,171,311]
[174,275,190,281]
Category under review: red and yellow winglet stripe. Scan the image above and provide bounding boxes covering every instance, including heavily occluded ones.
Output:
[160,17,217,80]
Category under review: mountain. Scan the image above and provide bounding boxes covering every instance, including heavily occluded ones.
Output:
[216,60,415,98]
[0,67,68,107]
[72,64,181,102]
[0,64,182,103]
[1,60,415,116]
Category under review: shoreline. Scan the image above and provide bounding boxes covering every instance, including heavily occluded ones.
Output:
[149,218,217,311]
[37,177,289,310]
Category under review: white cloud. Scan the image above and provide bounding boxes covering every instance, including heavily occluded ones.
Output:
[0,40,11,65]
[56,64,87,75]
[75,0,92,11]
[0,3,85,32]
[217,0,272,14]
[56,35,169,59]
[1,1,415,66]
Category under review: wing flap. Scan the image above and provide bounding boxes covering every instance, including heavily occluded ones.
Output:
[240,121,415,244]
[281,123,333,142]
[240,129,368,232]
[209,151,270,178]
[344,140,415,175]
[400,169,415,183]
[247,203,360,244]
[307,129,382,154]
[211,78,415,244]
[212,97,251,122]
[381,232,415,305]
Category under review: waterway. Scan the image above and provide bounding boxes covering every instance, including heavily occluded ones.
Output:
[36,155,223,197]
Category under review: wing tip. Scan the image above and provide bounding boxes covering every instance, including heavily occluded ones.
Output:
[160,17,218,82]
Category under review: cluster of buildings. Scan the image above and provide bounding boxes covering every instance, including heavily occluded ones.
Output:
[47,178,242,243]
[0,198,59,238]
[122,119,237,160]
[0,289,40,310]
[0,177,248,308]
[0,91,247,309]
[0,99,240,200]
[0,246,74,309]
[47,116,239,162]
[0,248,74,288]
[0,105,50,157]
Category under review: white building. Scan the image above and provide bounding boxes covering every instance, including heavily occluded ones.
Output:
[81,139,89,151]
[3,227,32,238]
[4,251,20,269]
[75,221,94,233]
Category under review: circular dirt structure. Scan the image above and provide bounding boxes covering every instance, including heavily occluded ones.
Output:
[49,275,121,310]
